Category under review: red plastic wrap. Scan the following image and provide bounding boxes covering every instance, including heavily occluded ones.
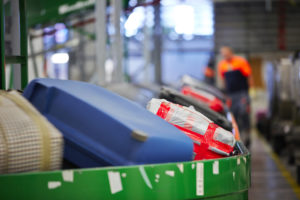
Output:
[147,99,236,160]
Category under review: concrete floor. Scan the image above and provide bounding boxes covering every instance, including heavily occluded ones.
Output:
[249,133,298,200]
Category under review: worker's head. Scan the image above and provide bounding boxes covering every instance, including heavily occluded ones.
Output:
[220,46,234,60]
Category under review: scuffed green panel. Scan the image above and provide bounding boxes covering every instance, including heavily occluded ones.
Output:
[27,0,95,26]
[0,154,250,200]
[26,0,130,27]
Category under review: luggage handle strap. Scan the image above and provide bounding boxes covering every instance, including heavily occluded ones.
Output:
[1,91,51,171]
[131,130,148,142]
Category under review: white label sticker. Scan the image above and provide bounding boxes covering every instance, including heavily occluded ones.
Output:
[237,158,240,165]
[165,170,175,177]
[48,181,61,189]
[139,167,153,189]
[196,163,204,196]
[155,174,160,183]
[213,161,219,175]
[108,171,123,194]
[177,163,184,173]
[62,170,74,182]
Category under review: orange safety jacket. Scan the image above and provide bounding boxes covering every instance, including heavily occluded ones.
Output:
[218,56,251,94]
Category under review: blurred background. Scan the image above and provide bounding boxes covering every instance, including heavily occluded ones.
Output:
[3,0,300,199]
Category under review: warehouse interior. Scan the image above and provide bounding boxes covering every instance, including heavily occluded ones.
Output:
[1,0,300,199]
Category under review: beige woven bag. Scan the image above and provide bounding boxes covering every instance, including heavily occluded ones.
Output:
[0,91,63,173]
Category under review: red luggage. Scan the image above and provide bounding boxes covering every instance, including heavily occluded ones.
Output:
[181,86,224,113]
[147,99,236,160]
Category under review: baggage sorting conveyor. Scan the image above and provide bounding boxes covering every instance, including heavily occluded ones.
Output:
[281,57,300,184]
[257,55,300,184]
[0,78,250,200]
[0,147,250,200]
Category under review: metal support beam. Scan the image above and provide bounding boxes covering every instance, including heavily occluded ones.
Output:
[29,35,38,78]
[0,0,5,89]
[278,0,286,50]
[143,6,151,83]
[153,2,162,84]
[77,14,86,81]
[92,0,106,85]
[19,0,28,89]
[0,0,27,90]
[111,0,123,83]
[11,0,21,89]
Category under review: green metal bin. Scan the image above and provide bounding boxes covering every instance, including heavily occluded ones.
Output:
[0,146,250,200]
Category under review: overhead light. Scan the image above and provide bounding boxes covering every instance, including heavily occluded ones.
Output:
[124,7,145,37]
[51,53,69,64]
[174,4,195,35]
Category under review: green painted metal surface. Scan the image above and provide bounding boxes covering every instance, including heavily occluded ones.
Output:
[26,0,130,27]
[0,154,250,200]
[5,56,27,64]
[27,0,95,27]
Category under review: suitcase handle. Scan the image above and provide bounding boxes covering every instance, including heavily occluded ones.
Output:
[131,130,148,142]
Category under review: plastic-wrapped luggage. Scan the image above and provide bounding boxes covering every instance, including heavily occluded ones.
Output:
[0,91,63,174]
[159,87,233,131]
[147,99,236,160]
[181,75,226,102]
[23,79,193,167]
[182,86,225,113]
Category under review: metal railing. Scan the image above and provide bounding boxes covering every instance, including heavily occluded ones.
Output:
[0,0,27,90]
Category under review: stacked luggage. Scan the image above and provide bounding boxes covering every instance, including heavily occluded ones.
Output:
[261,58,295,154]
[0,76,244,174]
[284,55,300,183]
[259,53,300,184]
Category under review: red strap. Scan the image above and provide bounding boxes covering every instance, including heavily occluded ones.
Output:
[156,102,233,154]
[156,102,171,119]
[173,123,233,154]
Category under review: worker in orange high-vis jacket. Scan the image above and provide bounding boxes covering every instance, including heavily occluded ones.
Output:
[218,46,252,147]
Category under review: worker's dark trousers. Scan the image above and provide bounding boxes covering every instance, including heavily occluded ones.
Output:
[229,91,251,146]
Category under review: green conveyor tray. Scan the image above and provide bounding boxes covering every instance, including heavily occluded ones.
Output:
[0,144,250,200]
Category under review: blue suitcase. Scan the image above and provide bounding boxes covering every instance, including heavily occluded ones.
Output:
[23,79,193,167]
